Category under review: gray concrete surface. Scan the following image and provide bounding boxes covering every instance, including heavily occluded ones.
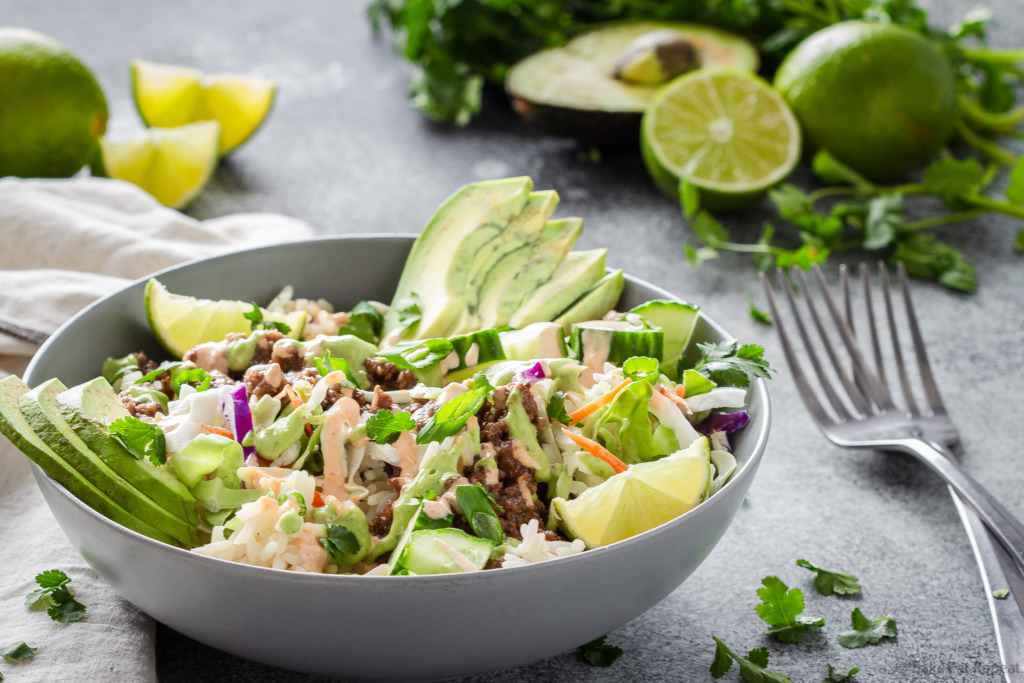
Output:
[7,0,1024,681]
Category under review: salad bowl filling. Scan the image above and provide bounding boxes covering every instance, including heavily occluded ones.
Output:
[0,176,771,577]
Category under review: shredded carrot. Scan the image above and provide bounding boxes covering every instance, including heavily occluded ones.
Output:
[284,384,315,436]
[674,384,686,399]
[568,378,632,424]
[561,428,628,474]
[201,424,235,440]
[660,385,693,415]
[312,490,325,507]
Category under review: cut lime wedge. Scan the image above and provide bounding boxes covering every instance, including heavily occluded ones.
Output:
[92,121,220,209]
[552,437,711,549]
[641,68,800,209]
[145,278,307,359]
[131,59,276,155]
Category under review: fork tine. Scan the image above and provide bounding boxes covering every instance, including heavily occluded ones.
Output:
[879,264,920,416]
[897,262,947,416]
[760,273,836,425]
[809,265,891,412]
[860,263,896,410]
[793,269,873,416]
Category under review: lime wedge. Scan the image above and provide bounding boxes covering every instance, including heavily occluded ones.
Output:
[145,278,307,358]
[131,59,276,154]
[552,437,712,549]
[92,121,220,209]
[640,68,800,210]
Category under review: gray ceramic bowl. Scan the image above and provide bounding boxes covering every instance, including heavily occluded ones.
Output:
[24,236,770,680]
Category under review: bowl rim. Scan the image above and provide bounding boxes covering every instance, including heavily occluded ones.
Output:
[25,234,771,585]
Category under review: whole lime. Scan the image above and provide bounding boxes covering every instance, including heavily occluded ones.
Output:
[0,28,108,178]
[773,21,956,181]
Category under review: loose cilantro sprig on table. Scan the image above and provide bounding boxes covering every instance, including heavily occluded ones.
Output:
[796,559,861,596]
[25,570,86,624]
[755,576,825,643]
[364,410,416,445]
[577,635,624,667]
[838,609,897,649]
[1,642,36,661]
[824,664,860,682]
[109,416,166,466]
[710,638,792,683]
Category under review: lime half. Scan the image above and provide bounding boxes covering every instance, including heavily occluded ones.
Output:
[641,68,800,209]
[131,59,276,155]
[92,121,220,209]
[552,437,711,549]
[145,278,307,358]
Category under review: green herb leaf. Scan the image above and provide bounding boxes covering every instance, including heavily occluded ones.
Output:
[862,194,904,250]
[756,575,825,643]
[378,338,455,371]
[838,608,897,648]
[320,524,360,565]
[27,570,86,623]
[135,360,182,384]
[993,587,1010,599]
[769,184,812,221]
[244,303,291,335]
[416,387,486,444]
[824,664,860,682]
[546,392,572,425]
[109,416,166,466]
[311,349,358,389]
[578,635,623,667]
[365,410,416,445]
[623,356,659,383]
[695,342,774,388]
[35,569,71,590]
[455,483,504,543]
[691,210,730,247]
[1,642,36,661]
[922,158,985,205]
[680,179,700,219]
[47,597,87,624]
[892,233,977,293]
[811,149,874,190]
[338,300,384,344]
[710,637,792,682]
[685,243,719,267]
[797,559,862,595]
[746,292,772,325]
[170,366,211,394]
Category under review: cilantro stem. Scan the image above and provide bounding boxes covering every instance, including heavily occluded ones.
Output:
[807,186,861,203]
[959,46,1024,65]
[902,209,988,231]
[956,120,1018,166]
[962,193,1024,218]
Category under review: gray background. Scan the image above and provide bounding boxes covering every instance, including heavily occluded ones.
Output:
[7,0,1024,681]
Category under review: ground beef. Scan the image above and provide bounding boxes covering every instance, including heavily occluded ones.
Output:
[118,391,164,419]
[250,330,287,366]
[410,399,437,430]
[243,363,284,400]
[134,351,159,375]
[364,357,415,391]
[369,500,395,537]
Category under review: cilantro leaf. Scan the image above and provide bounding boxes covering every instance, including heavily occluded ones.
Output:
[824,664,860,682]
[797,559,862,596]
[695,342,774,388]
[755,575,825,643]
[377,338,454,371]
[389,295,422,338]
[691,210,731,247]
[364,410,416,445]
[416,386,486,444]
[35,569,71,590]
[243,303,291,335]
[546,392,572,425]
[623,356,659,383]
[993,586,1010,600]
[922,158,985,205]
[710,637,792,682]
[170,365,211,394]
[26,570,86,623]
[320,524,360,565]
[892,233,977,293]
[135,360,182,384]
[109,416,167,466]
[48,597,87,624]
[1,642,36,661]
[838,608,897,648]
[685,242,719,267]
[578,635,623,667]
[311,349,357,388]
[769,184,812,222]
[680,179,700,219]
[338,300,384,344]
[746,292,772,325]
[862,194,903,250]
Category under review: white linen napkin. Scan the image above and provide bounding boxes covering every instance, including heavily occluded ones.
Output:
[0,177,314,682]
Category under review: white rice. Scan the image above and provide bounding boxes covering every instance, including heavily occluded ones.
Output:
[501,519,585,568]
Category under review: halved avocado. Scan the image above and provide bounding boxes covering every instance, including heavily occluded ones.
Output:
[506,22,759,145]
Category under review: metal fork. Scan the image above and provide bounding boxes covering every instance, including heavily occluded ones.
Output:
[762,263,1024,681]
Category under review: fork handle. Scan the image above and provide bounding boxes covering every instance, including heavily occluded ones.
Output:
[896,438,1024,573]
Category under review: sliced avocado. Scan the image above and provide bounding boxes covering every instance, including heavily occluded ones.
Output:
[509,248,608,328]
[554,269,626,333]
[448,190,560,334]
[475,216,583,330]
[56,378,199,525]
[386,177,534,339]
[505,385,551,482]
[506,22,759,145]
[0,376,179,545]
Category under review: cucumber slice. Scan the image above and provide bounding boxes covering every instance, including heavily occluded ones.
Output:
[448,329,506,371]
[500,322,569,360]
[629,299,699,378]
[398,528,495,575]
[570,318,663,370]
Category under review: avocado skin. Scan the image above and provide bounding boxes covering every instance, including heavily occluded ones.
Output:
[21,378,199,546]
[56,378,199,525]
[0,376,179,545]
[554,269,626,333]
[510,97,642,147]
